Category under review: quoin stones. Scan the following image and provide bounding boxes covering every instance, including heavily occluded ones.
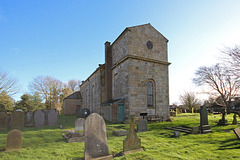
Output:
[123,115,141,152]
[34,110,45,128]
[75,118,85,131]
[6,129,22,151]
[0,112,9,130]
[84,113,110,159]
[11,111,24,129]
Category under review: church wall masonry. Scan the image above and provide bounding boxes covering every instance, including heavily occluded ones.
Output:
[80,23,170,121]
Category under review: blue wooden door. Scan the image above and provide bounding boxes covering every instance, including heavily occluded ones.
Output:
[117,104,125,122]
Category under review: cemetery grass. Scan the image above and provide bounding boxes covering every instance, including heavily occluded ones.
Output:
[0,114,240,159]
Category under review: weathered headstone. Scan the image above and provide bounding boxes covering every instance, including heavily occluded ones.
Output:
[137,119,148,132]
[173,131,180,137]
[6,129,22,151]
[11,111,25,129]
[123,115,141,152]
[113,130,129,136]
[233,128,240,139]
[78,108,90,118]
[34,110,45,128]
[200,105,212,134]
[233,113,238,125]
[200,105,208,126]
[84,113,110,159]
[25,111,34,127]
[0,112,8,130]
[75,118,85,131]
[46,109,58,126]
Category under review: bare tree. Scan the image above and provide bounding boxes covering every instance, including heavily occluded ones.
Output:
[193,64,240,113]
[67,79,81,92]
[221,45,240,79]
[180,91,200,112]
[0,70,18,96]
[29,76,64,109]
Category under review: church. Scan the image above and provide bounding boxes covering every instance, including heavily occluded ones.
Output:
[79,23,170,122]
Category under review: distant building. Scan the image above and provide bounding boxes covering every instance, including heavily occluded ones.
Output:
[80,23,171,122]
[63,91,82,115]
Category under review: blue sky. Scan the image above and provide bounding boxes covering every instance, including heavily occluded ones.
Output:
[1,0,240,104]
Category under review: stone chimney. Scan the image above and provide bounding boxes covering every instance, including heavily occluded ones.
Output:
[105,41,112,101]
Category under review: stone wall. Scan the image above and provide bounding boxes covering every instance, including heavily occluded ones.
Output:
[80,68,104,114]
[111,24,170,120]
[63,99,82,115]
[128,59,169,120]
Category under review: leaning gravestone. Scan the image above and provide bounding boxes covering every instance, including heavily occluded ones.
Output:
[78,108,90,118]
[75,118,85,131]
[0,112,8,130]
[123,115,141,152]
[46,109,58,126]
[34,110,45,128]
[233,128,240,139]
[25,111,34,127]
[137,119,148,132]
[6,129,22,151]
[11,111,25,129]
[84,113,110,160]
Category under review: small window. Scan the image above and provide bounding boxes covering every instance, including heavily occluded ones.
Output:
[146,41,153,50]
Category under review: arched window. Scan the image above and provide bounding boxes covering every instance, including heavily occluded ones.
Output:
[147,80,154,107]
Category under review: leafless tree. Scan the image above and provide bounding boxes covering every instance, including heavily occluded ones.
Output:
[67,79,81,92]
[193,64,240,113]
[180,91,200,111]
[0,70,18,96]
[221,45,240,79]
[29,76,64,109]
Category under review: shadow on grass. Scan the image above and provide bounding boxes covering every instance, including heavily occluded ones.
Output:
[218,138,240,150]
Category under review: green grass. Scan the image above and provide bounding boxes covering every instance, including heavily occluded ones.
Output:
[1,113,240,159]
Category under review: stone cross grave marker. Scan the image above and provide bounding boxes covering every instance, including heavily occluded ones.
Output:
[0,112,8,130]
[75,118,85,131]
[34,110,45,128]
[25,111,34,127]
[123,115,141,152]
[46,109,58,126]
[233,128,240,139]
[137,119,148,132]
[11,111,25,129]
[6,129,22,151]
[84,113,110,160]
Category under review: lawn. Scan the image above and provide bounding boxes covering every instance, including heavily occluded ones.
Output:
[1,113,240,160]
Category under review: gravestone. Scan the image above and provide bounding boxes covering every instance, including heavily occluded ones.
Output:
[233,128,240,139]
[46,109,58,126]
[173,131,180,137]
[34,110,45,128]
[123,115,141,152]
[78,108,90,118]
[137,119,148,132]
[233,113,238,125]
[75,118,85,131]
[11,111,25,129]
[200,105,208,126]
[0,112,8,130]
[6,129,22,151]
[25,111,34,127]
[84,113,110,159]
[200,105,212,134]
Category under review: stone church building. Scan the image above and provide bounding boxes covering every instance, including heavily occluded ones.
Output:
[80,23,170,122]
